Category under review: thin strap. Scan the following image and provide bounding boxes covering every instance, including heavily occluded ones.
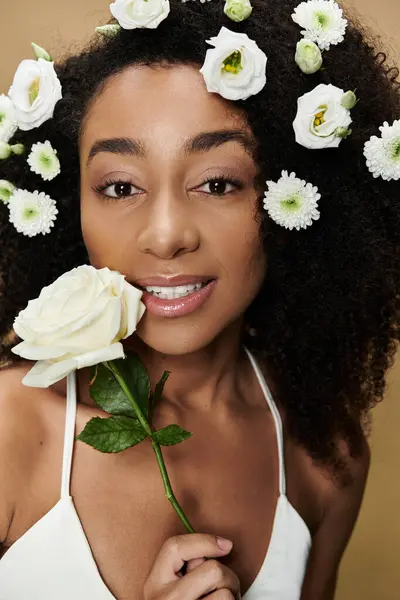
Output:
[60,370,77,498]
[244,347,287,496]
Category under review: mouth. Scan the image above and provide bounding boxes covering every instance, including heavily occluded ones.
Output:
[134,277,217,318]
[139,280,213,300]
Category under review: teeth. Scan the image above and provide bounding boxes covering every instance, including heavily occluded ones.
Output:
[144,282,206,299]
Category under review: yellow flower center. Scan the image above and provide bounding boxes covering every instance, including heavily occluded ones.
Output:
[222,50,243,74]
[313,104,328,128]
[28,77,41,106]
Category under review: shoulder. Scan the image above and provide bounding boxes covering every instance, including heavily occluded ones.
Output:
[0,363,50,545]
[298,434,370,599]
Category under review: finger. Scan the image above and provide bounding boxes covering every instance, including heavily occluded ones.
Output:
[172,558,241,600]
[186,557,207,573]
[147,534,233,586]
[206,589,237,600]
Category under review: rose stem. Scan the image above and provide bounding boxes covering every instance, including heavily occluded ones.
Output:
[107,360,196,534]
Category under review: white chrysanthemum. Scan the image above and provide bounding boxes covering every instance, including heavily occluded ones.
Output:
[363,120,400,181]
[8,189,58,237]
[27,141,60,181]
[0,95,17,143]
[263,170,321,231]
[292,0,348,51]
[0,180,16,204]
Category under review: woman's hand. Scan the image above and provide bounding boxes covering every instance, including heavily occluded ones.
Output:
[143,533,242,599]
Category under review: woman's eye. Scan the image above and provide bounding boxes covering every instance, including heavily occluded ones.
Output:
[198,178,242,196]
[100,182,139,198]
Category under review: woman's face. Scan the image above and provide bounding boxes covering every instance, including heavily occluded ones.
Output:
[80,64,267,355]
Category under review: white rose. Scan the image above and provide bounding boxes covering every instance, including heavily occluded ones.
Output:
[8,58,62,132]
[199,26,267,101]
[12,265,146,388]
[293,83,352,149]
[110,0,170,29]
[0,94,17,143]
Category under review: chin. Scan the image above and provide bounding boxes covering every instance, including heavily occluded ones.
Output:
[128,313,238,357]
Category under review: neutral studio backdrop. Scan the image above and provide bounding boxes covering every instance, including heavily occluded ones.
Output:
[0,1,399,598]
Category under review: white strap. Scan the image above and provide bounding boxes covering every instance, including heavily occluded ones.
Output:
[60,370,77,498]
[244,347,286,496]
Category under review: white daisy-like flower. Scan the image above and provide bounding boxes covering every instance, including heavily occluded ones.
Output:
[0,180,16,204]
[0,94,18,143]
[8,189,58,237]
[363,120,400,181]
[292,0,348,51]
[263,170,321,231]
[27,141,60,181]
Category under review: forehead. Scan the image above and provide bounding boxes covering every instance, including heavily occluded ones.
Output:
[80,64,251,152]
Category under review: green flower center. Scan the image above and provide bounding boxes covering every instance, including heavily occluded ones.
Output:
[28,77,41,106]
[281,194,301,213]
[40,152,53,167]
[390,138,400,160]
[0,112,5,124]
[222,50,243,74]
[23,206,39,221]
[314,11,329,28]
[0,187,12,201]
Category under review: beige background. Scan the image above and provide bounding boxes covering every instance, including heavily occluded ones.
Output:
[1,1,399,598]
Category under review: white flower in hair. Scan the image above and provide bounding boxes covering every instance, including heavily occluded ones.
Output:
[0,180,16,204]
[293,83,353,149]
[8,189,58,237]
[199,26,267,101]
[363,120,400,181]
[292,0,348,51]
[110,0,170,29]
[8,58,62,131]
[263,170,321,231]
[0,95,18,143]
[27,141,60,181]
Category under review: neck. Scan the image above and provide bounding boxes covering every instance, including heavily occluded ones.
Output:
[76,325,265,421]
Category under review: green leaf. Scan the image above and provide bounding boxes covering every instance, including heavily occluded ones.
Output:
[114,353,151,419]
[149,370,170,423]
[89,363,138,418]
[152,424,192,447]
[77,416,148,453]
[154,371,170,403]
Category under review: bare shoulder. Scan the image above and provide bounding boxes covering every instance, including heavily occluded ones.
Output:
[297,434,371,600]
[0,362,48,547]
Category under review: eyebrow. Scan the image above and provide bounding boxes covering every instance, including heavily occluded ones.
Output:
[85,129,258,167]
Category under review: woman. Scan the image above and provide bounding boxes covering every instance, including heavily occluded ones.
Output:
[0,0,398,598]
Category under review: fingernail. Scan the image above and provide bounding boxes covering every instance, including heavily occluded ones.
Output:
[217,537,233,551]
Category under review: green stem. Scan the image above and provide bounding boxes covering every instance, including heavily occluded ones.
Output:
[107,360,196,534]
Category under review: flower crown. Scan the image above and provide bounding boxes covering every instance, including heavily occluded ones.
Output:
[1,0,399,237]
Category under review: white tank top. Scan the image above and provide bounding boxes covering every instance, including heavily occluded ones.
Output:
[0,348,312,599]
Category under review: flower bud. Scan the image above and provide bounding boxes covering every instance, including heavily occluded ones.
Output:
[335,126,352,138]
[341,90,357,110]
[0,179,16,204]
[0,142,11,159]
[295,39,323,75]
[31,42,52,62]
[95,24,121,37]
[10,143,25,155]
[224,0,253,23]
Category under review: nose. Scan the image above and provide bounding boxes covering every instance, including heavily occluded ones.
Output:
[136,189,200,259]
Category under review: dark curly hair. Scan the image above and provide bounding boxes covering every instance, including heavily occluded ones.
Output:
[1,0,399,485]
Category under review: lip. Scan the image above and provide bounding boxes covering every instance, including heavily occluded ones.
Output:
[141,279,217,318]
[135,275,214,287]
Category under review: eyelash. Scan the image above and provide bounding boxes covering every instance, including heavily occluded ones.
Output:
[93,176,244,200]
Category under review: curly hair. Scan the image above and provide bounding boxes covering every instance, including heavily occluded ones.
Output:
[1,0,399,486]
